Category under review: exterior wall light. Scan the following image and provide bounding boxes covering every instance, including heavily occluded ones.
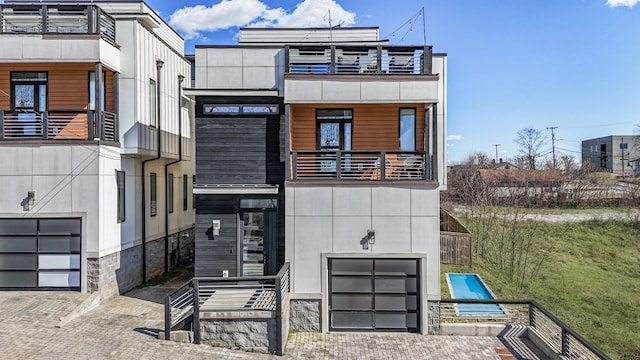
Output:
[28,191,35,205]
[367,229,375,244]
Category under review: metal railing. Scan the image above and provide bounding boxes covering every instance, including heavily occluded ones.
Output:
[440,299,610,360]
[0,110,118,141]
[290,150,432,181]
[0,4,116,44]
[286,45,433,75]
[164,263,290,355]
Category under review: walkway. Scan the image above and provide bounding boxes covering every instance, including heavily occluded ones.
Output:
[0,274,540,359]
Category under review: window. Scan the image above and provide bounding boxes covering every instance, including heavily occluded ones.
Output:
[316,109,353,151]
[399,108,416,152]
[168,173,174,214]
[202,104,279,115]
[149,79,157,127]
[116,171,125,223]
[183,174,188,211]
[150,172,157,216]
[11,72,47,112]
[89,71,106,111]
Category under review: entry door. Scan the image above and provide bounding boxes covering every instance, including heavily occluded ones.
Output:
[240,210,277,276]
[329,258,419,332]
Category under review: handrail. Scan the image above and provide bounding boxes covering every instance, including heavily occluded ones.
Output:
[164,263,291,355]
[286,45,433,75]
[1,110,117,142]
[440,298,611,360]
[290,150,431,181]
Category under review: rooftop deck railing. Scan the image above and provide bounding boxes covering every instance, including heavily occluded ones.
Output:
[164,263,290,356]
[440,299,610,360]
[290,150,433,181]
[286,45,433,75]
[0,4,116,44]
[0,110,118,142]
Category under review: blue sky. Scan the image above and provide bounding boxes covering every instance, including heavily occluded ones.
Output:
[146,0,640,163]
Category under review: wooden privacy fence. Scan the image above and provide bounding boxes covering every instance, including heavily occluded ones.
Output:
[440,210,472,266]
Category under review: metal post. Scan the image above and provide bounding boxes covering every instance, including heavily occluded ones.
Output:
[330,45,336,74]
[42,112,48,139]
[0,111,4,140]
[292,151,298,180]
[380,151,386,180]
[377,45,383,73]
[335,150,341,180]
[192,279,201,344]
[562,328,570,356]
[164,293,171,341]
[529,302,535,327]
[275,274,283,355]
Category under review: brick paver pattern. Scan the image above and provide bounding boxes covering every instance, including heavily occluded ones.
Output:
[0,287,510,360]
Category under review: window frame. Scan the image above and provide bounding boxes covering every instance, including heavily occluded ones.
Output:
[149,79,157,127]
[315,109,353,151]
[150,172,157,217]
[11,71,48,113]
[116,170,125,223]
[183,174,188,211]
[88,71,107,111]
[167,173,174,214]
[399,108,416,152]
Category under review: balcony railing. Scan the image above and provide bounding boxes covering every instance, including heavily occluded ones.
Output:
[0,4,116,44]
[286,45,433,75]
[0,110,118,142]
[290,150,432,181]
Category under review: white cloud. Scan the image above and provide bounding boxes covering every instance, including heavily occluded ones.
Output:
[447,134,463,141]
[169,0,355,40]
[606,0,640,7]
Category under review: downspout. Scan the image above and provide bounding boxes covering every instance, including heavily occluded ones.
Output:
[164,75,185,273]
[141,59,164,283]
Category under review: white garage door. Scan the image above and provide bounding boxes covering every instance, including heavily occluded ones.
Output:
[0,218,81,290]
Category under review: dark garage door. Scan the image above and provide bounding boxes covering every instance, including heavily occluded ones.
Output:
[0,218,81,290]
[329,258,419,332]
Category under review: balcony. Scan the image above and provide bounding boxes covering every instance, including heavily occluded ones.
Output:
[0,3,116,44]
[290,151,434,182]
[286,45,433,75]
[0,110,118,142]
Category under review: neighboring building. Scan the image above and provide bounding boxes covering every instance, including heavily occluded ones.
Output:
[478,169,565,198]
[582,135,640,176]
[0,0,195,298]
[189,27,447,334]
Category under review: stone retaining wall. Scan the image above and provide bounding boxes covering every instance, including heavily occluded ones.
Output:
[289,299,321,332]
[200,317,277,354]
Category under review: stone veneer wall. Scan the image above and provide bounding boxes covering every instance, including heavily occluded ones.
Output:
[201,318,277,354]
[87,228,195,300]
[428,300,441,335]
[289,299,321,332]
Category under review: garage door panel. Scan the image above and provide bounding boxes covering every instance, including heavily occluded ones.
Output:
[39,236,81,253]
[39,219,81,234]
[0,254,37,269]
[0,271,37,287]
[374,313,406,329]
[331,294,372,310]
[331,277,372,292]
[39,271,80,287]
[38,255,80,270]
[0,236,37,252]
[331,311,373,329]
[0,219,37,234]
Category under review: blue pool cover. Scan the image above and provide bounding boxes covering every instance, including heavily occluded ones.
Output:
[447,273,505,315]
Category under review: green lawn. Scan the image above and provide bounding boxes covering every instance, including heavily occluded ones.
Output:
[441,219,640,360]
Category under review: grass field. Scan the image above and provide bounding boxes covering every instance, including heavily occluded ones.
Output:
[441,218,640,360]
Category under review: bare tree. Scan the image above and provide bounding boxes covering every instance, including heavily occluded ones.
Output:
[514,128,548,170]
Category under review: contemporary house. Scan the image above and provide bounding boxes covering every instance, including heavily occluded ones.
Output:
[582,135,640,176]
[0,0,195,299]
[190,27,447,334]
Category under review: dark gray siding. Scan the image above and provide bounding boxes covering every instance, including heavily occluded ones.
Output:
[195,196,239,277]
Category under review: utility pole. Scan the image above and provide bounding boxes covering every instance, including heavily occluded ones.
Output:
[492,144,500,164]
[547,127,557,168]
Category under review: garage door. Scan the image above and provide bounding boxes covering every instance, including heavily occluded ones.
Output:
[329,258,419,332]
[0,218,81,290]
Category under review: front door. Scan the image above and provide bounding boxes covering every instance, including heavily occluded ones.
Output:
[240,209,277,276]
[317,109,353,174]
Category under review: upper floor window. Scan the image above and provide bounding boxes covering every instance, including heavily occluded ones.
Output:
[12,72,47,112]
[150,172,157,216]
[149,79,157,127]
[399,108,416,151]
[168,173,174,214]
[89,71,106,111]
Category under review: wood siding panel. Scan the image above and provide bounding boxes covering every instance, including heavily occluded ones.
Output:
[290,103,425,151]
[0,63,114,112]
[195,195,240,277]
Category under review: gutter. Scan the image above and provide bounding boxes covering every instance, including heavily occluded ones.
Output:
[163,74,185,273]
[141,59,164,283]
